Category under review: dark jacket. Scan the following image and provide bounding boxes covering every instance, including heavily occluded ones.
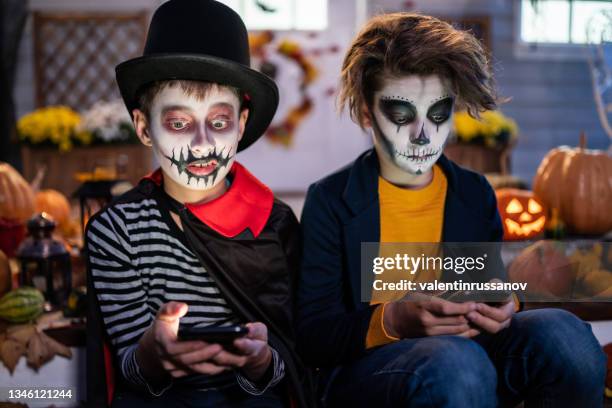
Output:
[87,173,315,408]
[296,149,504,370]
[179,197,314,408]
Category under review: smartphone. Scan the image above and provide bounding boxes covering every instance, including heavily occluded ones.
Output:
[439,289,512,306]
[178,325,248,345]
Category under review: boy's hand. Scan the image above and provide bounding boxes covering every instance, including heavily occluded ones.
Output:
[138,301,228,379]
[169,321,272,381]
[384,294,480,339]
[229,322,272,381]
[465,299,515,334]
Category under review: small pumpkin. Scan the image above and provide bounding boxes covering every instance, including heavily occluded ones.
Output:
[496,188,546,241]
[533,133,612,235]
[0,287,45,323]
[0,163,35,223]
[34,189,71,233]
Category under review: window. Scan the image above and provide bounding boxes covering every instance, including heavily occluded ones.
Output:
[520,0,612,45]
[219,0,328,30]
[516,0,611,59]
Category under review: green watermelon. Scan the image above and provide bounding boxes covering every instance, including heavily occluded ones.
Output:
[0,287,45,323]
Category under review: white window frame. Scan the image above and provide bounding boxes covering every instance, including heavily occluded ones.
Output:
[219,0,328,31]
[513,0,610,61]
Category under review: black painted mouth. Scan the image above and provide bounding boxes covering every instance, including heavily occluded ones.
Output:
[164,145,233,186]
[395,147,441,163]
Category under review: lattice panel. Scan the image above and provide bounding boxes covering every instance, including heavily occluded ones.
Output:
[33,12,148,110]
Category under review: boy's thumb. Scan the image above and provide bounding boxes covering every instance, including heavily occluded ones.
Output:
[157,301,188,322]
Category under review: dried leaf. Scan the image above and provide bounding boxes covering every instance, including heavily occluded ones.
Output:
[35,311,64,330]
[40,331,72,359]
[6,324,36,346]
[26,331,53,370]
[6,323,32,335]
[45,318,72,330]
[0,338,25,374]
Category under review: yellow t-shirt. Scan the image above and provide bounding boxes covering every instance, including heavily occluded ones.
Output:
[366,164,448,348]
[378,164,448,243]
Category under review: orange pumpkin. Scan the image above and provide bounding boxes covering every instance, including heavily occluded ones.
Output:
[0,162,35,222]
[496,188,546,241]
[533,133,612,235]
[508,241,575,298]
[35,189,71,231]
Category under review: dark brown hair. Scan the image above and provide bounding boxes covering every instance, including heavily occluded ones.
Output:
[338,13,500,127]
[137,80,242,118]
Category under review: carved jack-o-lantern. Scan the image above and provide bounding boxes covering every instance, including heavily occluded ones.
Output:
[496,188,547,241]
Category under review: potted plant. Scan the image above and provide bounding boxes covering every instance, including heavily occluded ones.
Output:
[17,101,149,196]
[445,110,518,174]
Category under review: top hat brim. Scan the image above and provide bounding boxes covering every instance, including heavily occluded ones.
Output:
[116,54,278,152]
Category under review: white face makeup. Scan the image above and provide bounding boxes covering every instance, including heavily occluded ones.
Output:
[370,75,454,175]
[148,85,243,190]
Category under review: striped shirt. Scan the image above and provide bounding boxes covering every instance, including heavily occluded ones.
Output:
[86,195,285,396]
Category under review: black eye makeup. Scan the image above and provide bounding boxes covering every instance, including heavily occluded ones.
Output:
[379,99,417,132]
[378,95,454,133]
[426,97,454,126]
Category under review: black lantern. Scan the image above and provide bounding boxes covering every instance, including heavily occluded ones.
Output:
[74,180,128,236]
[16,213,72,306]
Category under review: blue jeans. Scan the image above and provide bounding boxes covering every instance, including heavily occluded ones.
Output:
[325,309,606,408]
[111,382,283,407]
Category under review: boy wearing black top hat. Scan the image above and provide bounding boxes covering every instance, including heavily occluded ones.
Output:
[85,1,312,407]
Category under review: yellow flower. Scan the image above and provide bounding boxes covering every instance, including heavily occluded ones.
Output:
[453,110,519,146]
[17,106,83,151]
[453,112,482,142]
[75,130,93,145]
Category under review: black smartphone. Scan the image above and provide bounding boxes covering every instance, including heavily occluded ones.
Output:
[439,289,512,306]
[178,325,249,345]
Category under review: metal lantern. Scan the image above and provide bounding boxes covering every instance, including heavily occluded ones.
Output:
[16,213,72,306]
[74,180,126,236]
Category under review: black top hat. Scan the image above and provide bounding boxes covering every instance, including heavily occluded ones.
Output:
[115,0,278,152]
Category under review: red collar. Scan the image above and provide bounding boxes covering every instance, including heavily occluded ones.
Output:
[142,162,274,238]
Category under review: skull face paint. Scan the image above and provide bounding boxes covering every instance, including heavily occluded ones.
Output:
[148,85,243,190]
[370,75,454,175]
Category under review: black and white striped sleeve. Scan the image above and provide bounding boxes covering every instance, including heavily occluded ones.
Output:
[86,208,169,395]
[235,347,285,395]
[120,343,173,396]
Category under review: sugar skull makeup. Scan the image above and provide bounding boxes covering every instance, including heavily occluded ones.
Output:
[147,85,244,190]
[370,75,454,175]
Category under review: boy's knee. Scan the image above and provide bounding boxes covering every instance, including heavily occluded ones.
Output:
[382,337,497,406]
[516,308,582,332]
[516,309,606,389]
[419,337,496,385]
[516,309,598,352]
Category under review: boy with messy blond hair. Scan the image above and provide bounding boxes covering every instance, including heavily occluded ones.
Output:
[297,12,605,407]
